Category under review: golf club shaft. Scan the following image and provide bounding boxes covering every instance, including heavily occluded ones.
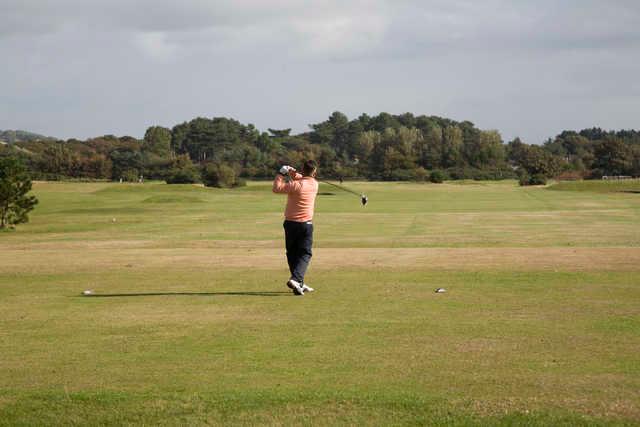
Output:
[319,179,361,197]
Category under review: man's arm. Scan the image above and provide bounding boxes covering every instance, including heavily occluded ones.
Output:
[273,174,291,193]
[272,169,302,194]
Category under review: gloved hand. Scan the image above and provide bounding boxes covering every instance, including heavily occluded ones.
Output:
[279,165,293,175]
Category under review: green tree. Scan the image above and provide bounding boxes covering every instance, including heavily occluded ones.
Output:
[422,125,443,169]
[180,117,245,162]
[477,130,505,167]
[110,148,143,181]
[507,137,528,166]
[142,126,171,157]
[310,111,350,157]
[356,113,372,130]
[397,112,416,128]
[268,128,292,138]
[592,137,633,177]
[170,122,190,154]
[345,119,364,159]
[371,112,401,132]
[357,131,380,164]
[519,145,562,185]
[142,152,171,180]
[0,157,38,229]
[367,127,419,179]
[441,126,463,167]
[544,132,593,171]
[82,154,112,179]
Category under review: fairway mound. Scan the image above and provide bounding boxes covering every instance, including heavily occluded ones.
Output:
[142,195,204,204]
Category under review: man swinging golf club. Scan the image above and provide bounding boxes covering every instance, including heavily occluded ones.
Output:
[272,160,319,296]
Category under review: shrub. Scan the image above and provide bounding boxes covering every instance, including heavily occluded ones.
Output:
[165,155,200,184]
[120,169,140,182]
[556,170,585,181]
[518,172,530,186]
[518,172,547,186]
[202,163,244,188]
[472,167,517,181]
[165,168,200,184]
[414,167,428,182]
[529,174,547,185]
[446,166,516,181]
[446,167,473,180]
[241,166,260,178]
[429,170,445,183]
[388,169,415,181]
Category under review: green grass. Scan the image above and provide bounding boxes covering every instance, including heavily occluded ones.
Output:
[549,179,640,193]
[1,180,639,425]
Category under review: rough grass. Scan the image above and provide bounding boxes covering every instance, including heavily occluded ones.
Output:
[1,180,639,425]
[549,179,640,193]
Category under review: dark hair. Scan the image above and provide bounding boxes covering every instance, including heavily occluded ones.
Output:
[302,160,318,176]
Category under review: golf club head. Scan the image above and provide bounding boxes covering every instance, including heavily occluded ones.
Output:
[361,194,368,206]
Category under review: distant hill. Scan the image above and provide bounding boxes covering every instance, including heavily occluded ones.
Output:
[0,130,56,143]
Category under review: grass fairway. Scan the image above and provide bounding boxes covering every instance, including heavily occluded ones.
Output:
[1,180,639,425]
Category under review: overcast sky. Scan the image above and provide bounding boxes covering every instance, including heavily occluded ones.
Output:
[1,0,638,143]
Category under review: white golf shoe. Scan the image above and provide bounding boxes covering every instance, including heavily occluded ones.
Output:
[286,279,304,296]
[301,284,314,293]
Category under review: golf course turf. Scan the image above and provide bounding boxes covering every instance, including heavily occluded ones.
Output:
[1,180,639,425]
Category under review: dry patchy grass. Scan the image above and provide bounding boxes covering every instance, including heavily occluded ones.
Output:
[1,181,639,425]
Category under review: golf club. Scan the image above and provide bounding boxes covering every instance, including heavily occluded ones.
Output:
[319,179,368,206]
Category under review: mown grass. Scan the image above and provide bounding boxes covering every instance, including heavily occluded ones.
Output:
[3,390,635,426]
[3,180,639,248]
[1,180,639,425]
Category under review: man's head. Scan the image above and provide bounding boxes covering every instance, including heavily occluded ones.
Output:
[301,160,318,177]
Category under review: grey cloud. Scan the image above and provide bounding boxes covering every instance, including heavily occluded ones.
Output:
[383,0,640,56]
[3,1,638,57]
[0,0,638,142]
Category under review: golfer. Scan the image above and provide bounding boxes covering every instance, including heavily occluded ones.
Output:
[272,160,319,296]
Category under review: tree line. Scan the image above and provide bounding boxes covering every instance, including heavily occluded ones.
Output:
[1,112,639,186]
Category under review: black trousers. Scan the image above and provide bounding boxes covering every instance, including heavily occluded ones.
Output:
[283,220,313,283]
